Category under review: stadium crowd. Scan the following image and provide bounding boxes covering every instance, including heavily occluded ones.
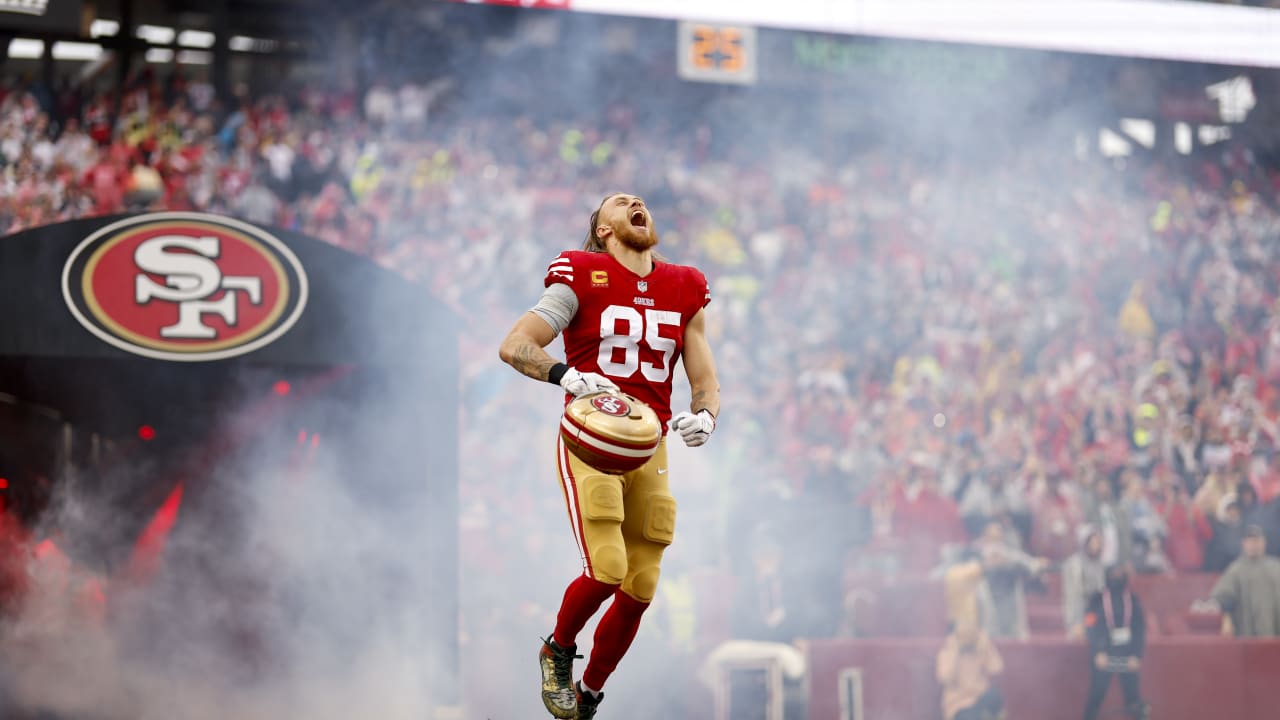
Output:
[3,44,1280,712]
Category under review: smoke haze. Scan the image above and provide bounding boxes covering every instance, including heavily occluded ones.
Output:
[0,3,1269,719]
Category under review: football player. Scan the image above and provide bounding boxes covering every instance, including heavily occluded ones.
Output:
[499,192,720,719]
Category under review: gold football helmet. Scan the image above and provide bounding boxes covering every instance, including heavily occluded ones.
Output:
[560,392,662,474]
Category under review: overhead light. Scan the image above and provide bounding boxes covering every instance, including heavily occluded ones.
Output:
[1174,123,1193,155]
[1198,125,1231,146]
[1098,128,1131,158]
[7,38,44,59]
[177,30,215,48]
[177,50,212,65]
[229,35,278,52]
[136,24,175,45]
[90,19,120,38]
[1119,118,1155,149]
[145,48,174,63]
[52,42,104,61]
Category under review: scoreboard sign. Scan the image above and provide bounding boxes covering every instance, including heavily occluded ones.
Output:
[0,0,82,33]
[677,21,757,85]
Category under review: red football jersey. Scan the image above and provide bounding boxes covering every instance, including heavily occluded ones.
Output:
[545,250,710,428]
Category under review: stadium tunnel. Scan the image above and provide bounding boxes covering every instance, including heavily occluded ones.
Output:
[0,213,460,706]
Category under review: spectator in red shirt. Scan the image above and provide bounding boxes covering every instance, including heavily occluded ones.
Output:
[82,148,128,214]
[894,462,966,572]
[1156,481,1213,573]
[1030,470,1083,562]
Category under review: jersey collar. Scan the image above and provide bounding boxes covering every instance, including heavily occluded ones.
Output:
[606,251,659,280]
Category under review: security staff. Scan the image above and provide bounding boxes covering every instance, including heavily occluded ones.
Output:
[1082,565,1150,720]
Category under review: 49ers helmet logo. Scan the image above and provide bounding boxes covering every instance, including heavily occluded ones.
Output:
[591,394,630,417]
[62,213,308,362]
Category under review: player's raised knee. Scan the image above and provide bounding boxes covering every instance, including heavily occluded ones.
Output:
[625,567,662,602]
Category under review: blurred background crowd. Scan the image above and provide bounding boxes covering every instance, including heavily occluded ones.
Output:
[2,1,1280,717]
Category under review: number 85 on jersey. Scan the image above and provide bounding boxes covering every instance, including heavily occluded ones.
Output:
[599,306,681,383]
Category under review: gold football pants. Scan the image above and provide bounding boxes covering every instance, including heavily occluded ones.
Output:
[555,435,676,602]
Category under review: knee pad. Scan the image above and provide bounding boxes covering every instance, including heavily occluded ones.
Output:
[622,532,669,602]
[591,543,628,586]
[625,566,662,603]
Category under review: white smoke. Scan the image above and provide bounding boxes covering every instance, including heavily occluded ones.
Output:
[0,401,450,720]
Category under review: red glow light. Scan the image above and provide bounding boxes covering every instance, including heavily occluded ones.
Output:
[273,380,291,396]
[0,478,7,489]
[127,483,184,583]
[138,425,156,441]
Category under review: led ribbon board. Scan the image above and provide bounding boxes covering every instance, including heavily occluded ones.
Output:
[563,0,1280,69]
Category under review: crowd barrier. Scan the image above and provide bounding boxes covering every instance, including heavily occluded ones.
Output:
[848,572,1223,637]
[804,636,1280,720]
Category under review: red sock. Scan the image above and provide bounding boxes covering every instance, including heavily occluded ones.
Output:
[553,574,618,648]
[582,589,650,691]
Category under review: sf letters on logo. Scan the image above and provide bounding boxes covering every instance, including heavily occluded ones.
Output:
[134,235,263,339]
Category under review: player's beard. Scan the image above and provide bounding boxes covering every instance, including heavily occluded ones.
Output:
[612,219,660,252]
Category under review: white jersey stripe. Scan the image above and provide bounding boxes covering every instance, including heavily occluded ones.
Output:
[557,436,590,573]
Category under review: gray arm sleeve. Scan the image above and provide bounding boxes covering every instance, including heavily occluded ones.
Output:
[530,283,580,335]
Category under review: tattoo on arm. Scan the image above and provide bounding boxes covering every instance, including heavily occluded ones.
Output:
[510,341,558,382]
[691,387,720,417]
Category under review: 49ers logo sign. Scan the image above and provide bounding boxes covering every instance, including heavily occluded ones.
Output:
[62,213,308,362]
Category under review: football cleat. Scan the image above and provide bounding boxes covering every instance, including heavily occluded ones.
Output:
[539,636,581,719]
[575,680,604,720]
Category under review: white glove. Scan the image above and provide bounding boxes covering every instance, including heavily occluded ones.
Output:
[670,409,716,447]
[560,368,620,398]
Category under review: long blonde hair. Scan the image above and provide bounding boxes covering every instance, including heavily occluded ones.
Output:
[582,192,621,252]
[582,192,665,261]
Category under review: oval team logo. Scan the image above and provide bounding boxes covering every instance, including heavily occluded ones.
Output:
[62,213,308,362]
[591,395,630,417]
